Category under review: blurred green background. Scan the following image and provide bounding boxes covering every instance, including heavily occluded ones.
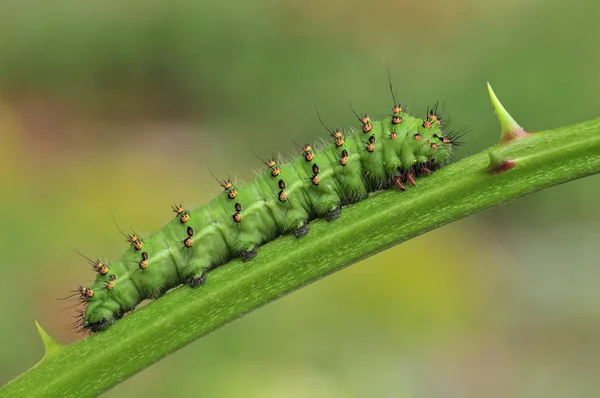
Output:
[1,0,600,396]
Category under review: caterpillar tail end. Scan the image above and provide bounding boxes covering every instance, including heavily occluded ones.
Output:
[487,82,529,143]
[34,320,63,364]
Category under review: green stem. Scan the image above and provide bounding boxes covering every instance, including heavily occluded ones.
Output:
[3,119,600,398]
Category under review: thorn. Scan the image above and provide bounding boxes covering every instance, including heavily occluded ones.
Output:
[487,149,516,173]
[35,320,63,364]
[487,82,529,143]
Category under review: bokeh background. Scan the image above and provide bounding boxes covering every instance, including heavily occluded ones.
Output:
[1,0,600,396]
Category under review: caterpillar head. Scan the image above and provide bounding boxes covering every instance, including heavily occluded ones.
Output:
[417,110,458,167]
[428,132,454,166]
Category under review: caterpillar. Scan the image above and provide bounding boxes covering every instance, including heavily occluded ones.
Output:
[73,85,463,333]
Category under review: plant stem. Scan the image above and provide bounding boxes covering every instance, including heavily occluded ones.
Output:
[3,118,600,398]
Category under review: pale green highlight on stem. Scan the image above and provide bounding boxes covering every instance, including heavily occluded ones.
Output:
[2,117,600,397]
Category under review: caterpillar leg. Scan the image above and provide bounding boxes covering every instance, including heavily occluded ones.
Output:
[419,165,432,175]
[295,221,310,238]
[394,168,416,189]
[231,230,260,261]
[325,204,342,221]
[181,253,211,288]
[309,185,342,221]
[393,176,406,191]
[241,245,258,261]
[406,170,416,186]
[190,272,207,288]
[189,261,224,288]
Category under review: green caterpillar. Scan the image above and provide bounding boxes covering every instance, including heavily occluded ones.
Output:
[75,91,461,332]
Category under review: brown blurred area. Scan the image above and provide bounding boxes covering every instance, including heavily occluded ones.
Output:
[1,0,600,396]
